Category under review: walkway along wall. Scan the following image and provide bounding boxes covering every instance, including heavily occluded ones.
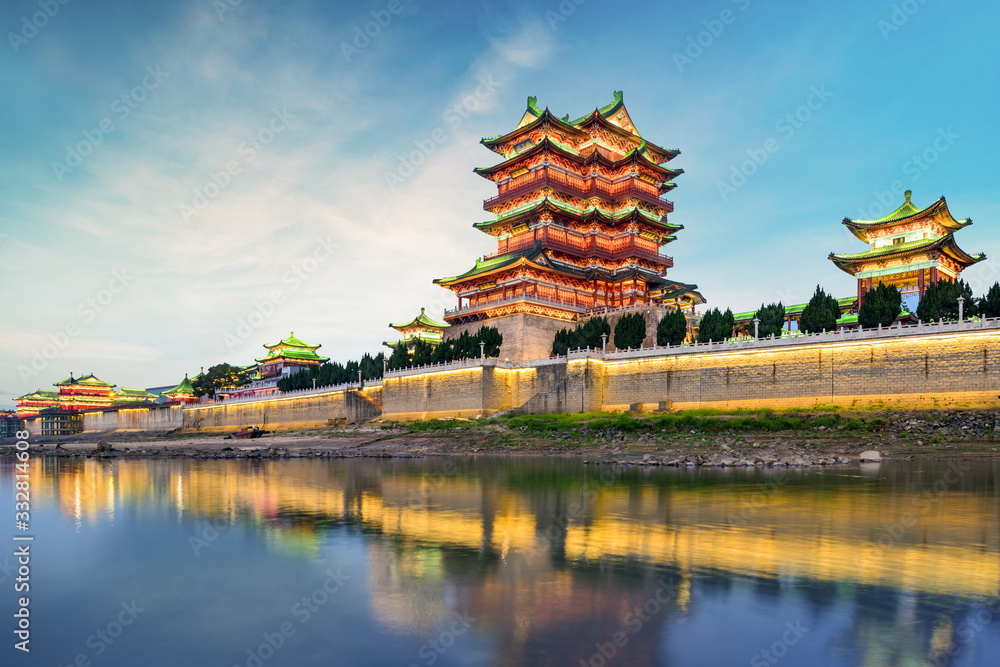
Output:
[182,385,383,432]
[380,325,1000,419]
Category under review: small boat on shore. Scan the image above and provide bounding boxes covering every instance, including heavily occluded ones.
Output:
[232,426,269,439]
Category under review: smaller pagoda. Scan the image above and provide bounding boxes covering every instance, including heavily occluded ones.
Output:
[15,372,124,417]
[256,332,329,379]
[384,308,450,351]
[162,375,197,404]
[114,388,158,404]
[830,191,985,310]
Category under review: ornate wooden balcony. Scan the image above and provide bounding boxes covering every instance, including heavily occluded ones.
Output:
[483,168,674,212]
[484,228,674,268]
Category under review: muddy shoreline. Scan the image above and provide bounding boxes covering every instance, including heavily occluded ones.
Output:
[4,408,1000,465]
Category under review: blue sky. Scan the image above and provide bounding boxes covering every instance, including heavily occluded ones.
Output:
[2,0,999,407]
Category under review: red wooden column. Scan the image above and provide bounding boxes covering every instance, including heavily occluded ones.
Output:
[930,267,939,284]
[918,269,925,297]
[857,279,864,309]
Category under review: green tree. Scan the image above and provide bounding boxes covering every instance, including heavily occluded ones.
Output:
[387,345,410,371]
[614,312,647,350]
[858,282,902,328]
[656,309,688,346]
[475,325,503,357]
[452,331,477,360]
[696,307,734,343]
[799,285,840,333]
[979,282,1000,319]
[550,317,610,355]
[753,302,786,338]
[411,339,434,366]
[580,317,610,349]
[192,363,247,397]
[917,278,977,322]
[431,339,454,363]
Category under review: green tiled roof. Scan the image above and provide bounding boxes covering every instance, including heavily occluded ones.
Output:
[15,390,60,401]
[649,279,706,305]
[481,93,679,163]
[849,194,923,226]
[54,373,113,388]
[843,193,971,243]
[733,297,856,323]
[263,333,320,350]
[829,235,985,273]
[390,308,450,331]
[116,388,157,399]
[383,332,445,349]
[256,348,330,364]
[474,198,681,234]
[434,243,544,284]
[163,375,195,396]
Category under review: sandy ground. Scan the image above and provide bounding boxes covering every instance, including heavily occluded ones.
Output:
[5,417,1000,463]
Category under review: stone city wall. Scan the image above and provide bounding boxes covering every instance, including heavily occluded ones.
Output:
[182,386,382,432]
[381,329,1000,419]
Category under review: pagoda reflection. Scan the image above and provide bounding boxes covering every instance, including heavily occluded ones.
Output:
[18,457,1000,665]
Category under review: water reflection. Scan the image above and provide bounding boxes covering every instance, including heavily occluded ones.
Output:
[6,456,1000,666]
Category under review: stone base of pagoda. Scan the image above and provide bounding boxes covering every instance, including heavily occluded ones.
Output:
[445,312,571,361]
[580,304,680,351]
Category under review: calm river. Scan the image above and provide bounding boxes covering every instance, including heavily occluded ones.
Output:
[2,456,999,666]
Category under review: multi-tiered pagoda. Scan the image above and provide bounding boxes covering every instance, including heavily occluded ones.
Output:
[383,308,450,352]
[434,92,703,358]
[830,191,985,310]
[14,373,157,417]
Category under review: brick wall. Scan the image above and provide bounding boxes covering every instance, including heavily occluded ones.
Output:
[380,330,1000,419]
[181,386,381,432]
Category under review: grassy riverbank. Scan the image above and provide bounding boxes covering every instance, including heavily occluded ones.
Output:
[5,407,1000,460]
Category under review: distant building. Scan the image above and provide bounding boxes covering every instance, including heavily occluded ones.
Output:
[213,333,329,401]
[1,411,25,438]
[733,297,858,336]
[162,374,197,404]
[14,373,157,418]
[384,308,450,351]
[830,191,985,312]
[256,333,329,379]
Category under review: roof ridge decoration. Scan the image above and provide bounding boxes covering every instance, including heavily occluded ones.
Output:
[389,307,451,330]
